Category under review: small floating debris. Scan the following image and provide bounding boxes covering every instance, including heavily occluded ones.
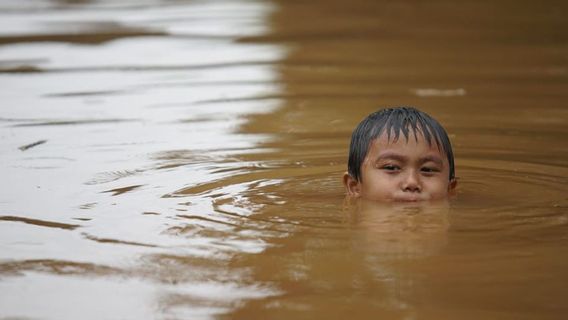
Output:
[0,65,43,73]
[72,217,92,221]
[18,139,47,151]
[412,88,466,97]
[101,184,143,196]
[0,215,80,230]
[79,202,97,210]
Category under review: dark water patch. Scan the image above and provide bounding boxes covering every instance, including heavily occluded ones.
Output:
[0,61,279,74]
[78,202,97,210]
[176,214,241,228]
[101,184,144,196]
[0,259,121,277]
[85,170,143,185]
[18,140,47,151]
[13,118,137,127]
[137,254,238,283]
[44,90,125,97]
[0,29,162,45]
[0,65,43,73]
[0,216,80,230]
[0,28,166,46]
[82,233,159,248]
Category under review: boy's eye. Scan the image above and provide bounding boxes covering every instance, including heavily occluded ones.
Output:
[382,165,400,171]
[421,167,440,173]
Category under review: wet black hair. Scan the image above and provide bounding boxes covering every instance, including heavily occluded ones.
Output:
[347,106,455,182]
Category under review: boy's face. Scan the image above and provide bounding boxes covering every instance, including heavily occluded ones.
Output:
[344,131,456,202]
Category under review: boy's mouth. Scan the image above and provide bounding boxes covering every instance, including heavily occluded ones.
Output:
[393,195,426,202]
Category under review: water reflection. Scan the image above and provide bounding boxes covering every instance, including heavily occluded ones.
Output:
[1,0,568,319]
[347,199,450,257]
[347,200,451,316]
[226,0,568,318]
[0,0,288,319]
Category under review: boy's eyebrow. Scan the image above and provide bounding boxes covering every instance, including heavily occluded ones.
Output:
[374,152,407,163]
[419,155,444,166]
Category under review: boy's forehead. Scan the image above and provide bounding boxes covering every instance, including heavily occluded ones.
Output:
[370,130,445,157]
[374,129,436,145]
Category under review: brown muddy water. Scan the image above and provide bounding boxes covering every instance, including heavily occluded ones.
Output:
[1,0,568,319]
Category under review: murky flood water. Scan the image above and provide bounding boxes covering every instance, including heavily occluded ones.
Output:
[1,0,567,319]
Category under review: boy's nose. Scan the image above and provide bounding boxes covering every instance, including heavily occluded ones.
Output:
[402,170,422,192]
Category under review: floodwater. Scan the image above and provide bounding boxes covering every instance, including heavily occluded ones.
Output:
[1,0,567,319]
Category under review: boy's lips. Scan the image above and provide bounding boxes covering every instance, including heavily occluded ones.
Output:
[393,194,426,202]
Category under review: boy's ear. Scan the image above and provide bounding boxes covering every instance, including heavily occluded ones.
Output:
[343,172,361,197]
[448,178,458,192]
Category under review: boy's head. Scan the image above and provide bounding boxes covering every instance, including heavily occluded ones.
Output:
[344,106,457,202]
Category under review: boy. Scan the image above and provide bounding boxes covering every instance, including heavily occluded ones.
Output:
[343,106,457,202]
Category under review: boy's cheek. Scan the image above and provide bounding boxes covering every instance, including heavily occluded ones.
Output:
[361,180,393,199]
[427,181,452,199]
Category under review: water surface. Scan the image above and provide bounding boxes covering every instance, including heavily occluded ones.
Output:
[1,0,567,319]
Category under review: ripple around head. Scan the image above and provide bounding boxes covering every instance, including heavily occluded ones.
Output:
[154,152,347,252]
[449,157,568,243]
[454,158,568,209]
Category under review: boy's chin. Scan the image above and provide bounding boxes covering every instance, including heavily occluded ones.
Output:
[347,197,450,216]
[355,194,450,206]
